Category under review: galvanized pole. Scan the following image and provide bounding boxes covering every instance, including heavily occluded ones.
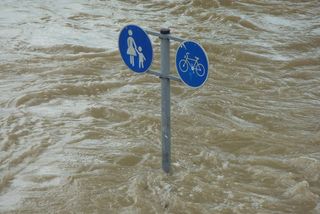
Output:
[160,28,171,173]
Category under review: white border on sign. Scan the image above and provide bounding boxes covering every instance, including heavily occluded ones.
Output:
[175,40,210,89]
[118,24,154,74]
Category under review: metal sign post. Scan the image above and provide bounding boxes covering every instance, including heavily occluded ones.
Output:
[160,28,171,173]
[118,24,209,174]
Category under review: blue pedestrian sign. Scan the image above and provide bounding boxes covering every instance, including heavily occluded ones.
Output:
[118,24,153,73]
[175,41,209,88]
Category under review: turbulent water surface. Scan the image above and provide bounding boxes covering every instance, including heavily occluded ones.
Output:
[1,0,320,213]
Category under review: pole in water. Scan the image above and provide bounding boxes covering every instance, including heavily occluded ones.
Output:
[160,28,171,173]
[118,25,210,174]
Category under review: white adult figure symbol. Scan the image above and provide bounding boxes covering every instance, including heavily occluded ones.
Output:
[126,30,137,66]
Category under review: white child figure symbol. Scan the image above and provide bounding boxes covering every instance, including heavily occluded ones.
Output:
[137,46,146,68]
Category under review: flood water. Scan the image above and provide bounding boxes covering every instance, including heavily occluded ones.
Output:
[1,0,320,213]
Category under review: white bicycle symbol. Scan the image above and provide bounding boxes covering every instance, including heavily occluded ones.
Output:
[178,52,205,77]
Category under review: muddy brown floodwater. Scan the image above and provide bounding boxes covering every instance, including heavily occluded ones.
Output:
[1,0,320,213]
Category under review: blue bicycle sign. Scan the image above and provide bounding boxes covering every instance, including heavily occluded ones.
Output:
[176,41,209,88]
[178,52,205,77]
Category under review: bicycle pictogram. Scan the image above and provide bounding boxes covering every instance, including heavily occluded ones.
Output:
[178,52,205,77]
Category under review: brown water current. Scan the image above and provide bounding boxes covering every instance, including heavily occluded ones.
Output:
[1,0,320,213]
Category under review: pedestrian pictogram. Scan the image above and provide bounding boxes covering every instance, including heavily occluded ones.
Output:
[118,25,153,73]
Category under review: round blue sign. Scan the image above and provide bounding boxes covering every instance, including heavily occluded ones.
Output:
[175,41,209,88]
[118,24,153,73]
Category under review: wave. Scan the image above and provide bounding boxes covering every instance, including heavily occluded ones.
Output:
[13,81,124,107]
[283,181,319,211]
[29,44,106,54]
